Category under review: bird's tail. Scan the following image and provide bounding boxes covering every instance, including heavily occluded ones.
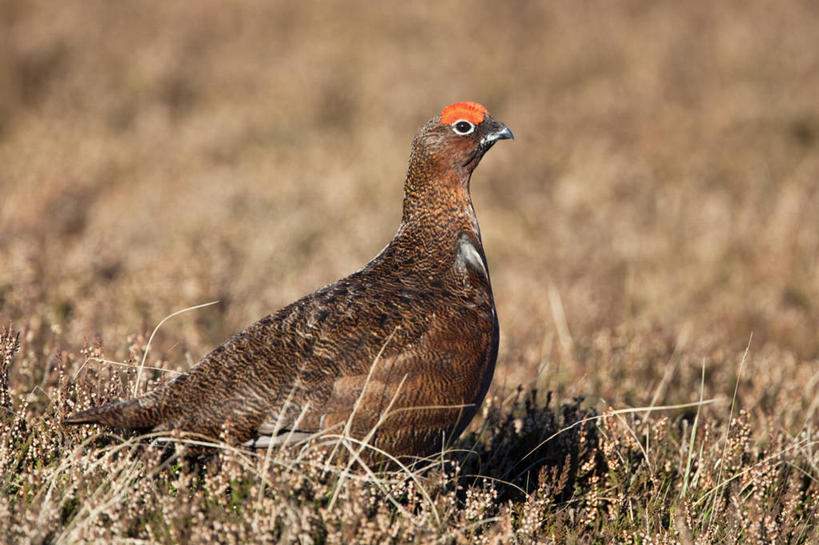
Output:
[64,390,168,430]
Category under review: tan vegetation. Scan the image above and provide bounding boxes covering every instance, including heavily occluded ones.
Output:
[1,0,817,542]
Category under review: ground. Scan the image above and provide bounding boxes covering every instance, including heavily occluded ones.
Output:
[1,1,817,543]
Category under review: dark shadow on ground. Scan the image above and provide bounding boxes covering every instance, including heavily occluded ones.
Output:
[452,389,604,504]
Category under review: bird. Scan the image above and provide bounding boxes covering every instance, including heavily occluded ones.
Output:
[65,101,513,461]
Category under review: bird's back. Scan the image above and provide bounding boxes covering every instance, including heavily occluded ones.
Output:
[65,101,512,459]
[67,232,498,457]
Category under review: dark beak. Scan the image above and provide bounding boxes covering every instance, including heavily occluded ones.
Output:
[463,116,514,169]
[479,118,514,148]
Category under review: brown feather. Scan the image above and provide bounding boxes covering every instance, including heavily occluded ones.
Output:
[65,102,513,459]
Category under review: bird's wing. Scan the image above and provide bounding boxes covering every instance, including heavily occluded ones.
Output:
[248,306,496,454]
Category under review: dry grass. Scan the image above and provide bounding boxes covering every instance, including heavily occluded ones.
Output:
[1,0,818,542]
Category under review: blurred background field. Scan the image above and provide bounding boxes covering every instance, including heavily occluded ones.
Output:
[1,0,818,542]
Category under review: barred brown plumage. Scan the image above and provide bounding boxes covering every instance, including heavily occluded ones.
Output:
[65,102,513,460]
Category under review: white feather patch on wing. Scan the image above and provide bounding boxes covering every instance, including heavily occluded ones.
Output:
[454,234,488,279]
[243,432,314,449]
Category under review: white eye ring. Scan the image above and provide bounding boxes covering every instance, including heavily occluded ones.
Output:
[451,119,475,136]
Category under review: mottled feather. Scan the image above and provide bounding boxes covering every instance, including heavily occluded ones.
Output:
[65,102,513,459]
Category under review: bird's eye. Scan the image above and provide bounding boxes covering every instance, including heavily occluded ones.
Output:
[452,119,475,136]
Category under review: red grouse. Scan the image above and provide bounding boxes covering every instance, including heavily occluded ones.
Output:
[66,102,513,459]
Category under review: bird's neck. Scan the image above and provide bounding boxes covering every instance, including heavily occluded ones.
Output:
[399,170,481,242]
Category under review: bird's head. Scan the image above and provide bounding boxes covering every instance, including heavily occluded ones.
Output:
[409,101,514,180]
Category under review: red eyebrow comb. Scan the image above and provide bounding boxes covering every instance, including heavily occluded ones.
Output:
[441,101,489,125]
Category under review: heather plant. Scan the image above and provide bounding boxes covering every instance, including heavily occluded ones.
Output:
[1,0,818,543]
[1,321,816,543]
